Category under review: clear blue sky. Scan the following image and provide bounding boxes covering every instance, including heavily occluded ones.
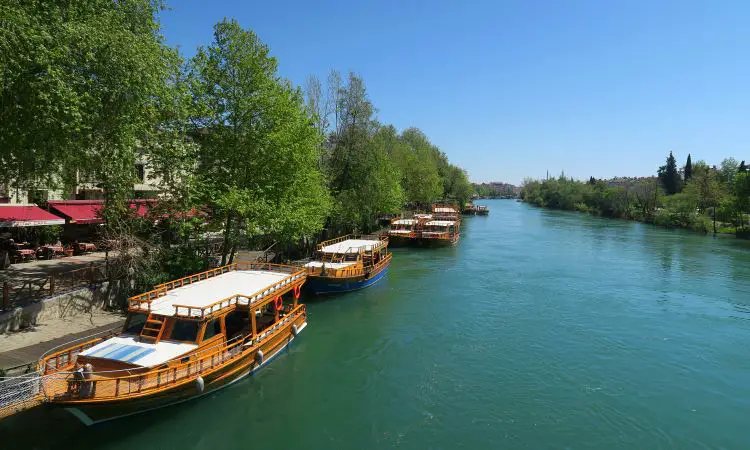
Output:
[160,0,750,184]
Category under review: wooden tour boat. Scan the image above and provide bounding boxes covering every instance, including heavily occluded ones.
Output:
[475,205,489,215]
[419,220,460,245]
[387,218,422,246]
[0,262,307,425]
[462,202,477,215]
[431,203,461,222]
[304,235,391,294]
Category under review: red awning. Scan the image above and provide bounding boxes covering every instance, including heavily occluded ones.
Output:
[48,200,104,224]
[0,205,65,227]
[48,199,160,224]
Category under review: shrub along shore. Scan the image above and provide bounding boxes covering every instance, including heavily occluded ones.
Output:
[521,153,750,237]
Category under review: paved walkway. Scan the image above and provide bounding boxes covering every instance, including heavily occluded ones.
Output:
[0,314,125,370]
[0,252,110,282]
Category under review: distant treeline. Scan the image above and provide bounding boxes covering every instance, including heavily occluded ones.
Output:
[305,71,472,234]
[473,182,520,199]
[521,153,750,236]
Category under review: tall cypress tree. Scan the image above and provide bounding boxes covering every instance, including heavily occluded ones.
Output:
[659,151,680,194]
[740,160,747,173]
[685,154,693,181]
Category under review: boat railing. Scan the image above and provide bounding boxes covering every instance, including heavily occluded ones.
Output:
[170,265,306,319]
[35,305,307,403]
[315,234,387,252]
[128,262,303,313]
[128,265,235,311]
[38,326,121,375]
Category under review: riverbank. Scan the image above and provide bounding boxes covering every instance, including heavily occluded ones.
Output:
[520,176,750,239]
[521,199,750,239]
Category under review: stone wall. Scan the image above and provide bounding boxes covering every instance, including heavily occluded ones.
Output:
[0,280,127,334]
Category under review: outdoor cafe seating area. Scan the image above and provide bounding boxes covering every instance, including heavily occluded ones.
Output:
[0,203,103,269]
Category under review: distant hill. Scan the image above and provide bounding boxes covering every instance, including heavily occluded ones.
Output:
[473,182,520,199]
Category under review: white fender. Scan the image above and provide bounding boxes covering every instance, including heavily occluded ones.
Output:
[195,376,205,393]
[255,349,264,364]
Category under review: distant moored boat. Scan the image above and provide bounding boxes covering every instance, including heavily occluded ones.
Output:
[303,235,391,294]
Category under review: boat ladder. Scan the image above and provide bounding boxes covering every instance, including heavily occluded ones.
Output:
[140,313,166,342]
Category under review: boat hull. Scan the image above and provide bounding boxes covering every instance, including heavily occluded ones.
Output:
[57,321,306,425]
[416,236,460,247]
[306,263,389,295]
[386,234,417,247]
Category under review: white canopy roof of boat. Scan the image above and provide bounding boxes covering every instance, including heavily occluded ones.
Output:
[80,335,197,367]
[426,220,456,227]
[433,207,457,213]
[320,239,383,254]
[388,229,413,234]
[413,214,433,219]
[392,219,416,225]
[304,261,355,269]
[135,270,298,317]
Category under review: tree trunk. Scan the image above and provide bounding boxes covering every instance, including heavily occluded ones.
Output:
[220,211,234,266]
[228,241,238,264]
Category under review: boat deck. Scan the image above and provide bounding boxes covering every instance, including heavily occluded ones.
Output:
[79,336,197,367]
[321,239,384,254]
[425,220,456,227]
[304,261,355,269]
[133,270,293,317]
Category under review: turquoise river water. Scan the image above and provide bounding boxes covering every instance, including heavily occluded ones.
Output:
[3,199,750,449]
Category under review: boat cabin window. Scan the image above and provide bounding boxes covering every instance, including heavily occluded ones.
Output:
[225,310,248,339]
[344,253,358,262]
[168,319,200,342]
[203,318,223,341]
[124,313,148,335]
[225,310,248,340]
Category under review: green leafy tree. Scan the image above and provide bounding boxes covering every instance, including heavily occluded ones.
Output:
[683,162,721,213]
[734,172,750,231]
[397,128,443,206]
[324,72,403,232]
[189,19,330,263]
[719,157,740,188]
[0,0,179,210]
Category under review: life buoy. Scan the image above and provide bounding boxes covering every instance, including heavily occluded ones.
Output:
[293,284,301,300]
[274,296,283,311]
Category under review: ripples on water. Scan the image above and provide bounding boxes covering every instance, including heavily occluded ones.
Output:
[2,200,750,449]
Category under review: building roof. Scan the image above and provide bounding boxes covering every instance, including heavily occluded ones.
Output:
[0,205,65,227]
[320,239,383,254]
